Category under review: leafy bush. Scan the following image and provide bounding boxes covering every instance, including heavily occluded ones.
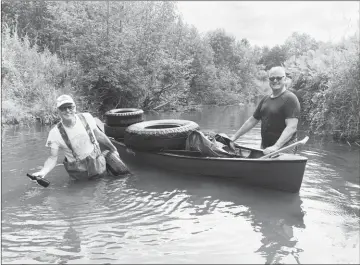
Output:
[285,34,360,141]
[2,1,261,117]
[1,23,81,124]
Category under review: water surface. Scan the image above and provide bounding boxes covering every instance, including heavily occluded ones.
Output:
[2,105,359,264]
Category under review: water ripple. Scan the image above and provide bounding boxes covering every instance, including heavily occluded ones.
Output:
[2,108,360,264]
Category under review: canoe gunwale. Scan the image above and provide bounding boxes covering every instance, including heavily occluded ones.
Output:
[158,152,308,162]
[111,138,308,163]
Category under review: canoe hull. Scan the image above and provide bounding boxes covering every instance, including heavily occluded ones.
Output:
[111,139,308,193]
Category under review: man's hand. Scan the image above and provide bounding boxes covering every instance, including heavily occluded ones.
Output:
[263,145,280,155]
[228,140,236,151]
[31,171,46,179]
[108,144,120,157]
[111,150,120,158]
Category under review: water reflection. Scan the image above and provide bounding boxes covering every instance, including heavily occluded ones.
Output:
[124,164,305,264]
[251,194,304,264]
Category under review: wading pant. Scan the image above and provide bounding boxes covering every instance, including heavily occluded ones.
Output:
[63,147,107,180]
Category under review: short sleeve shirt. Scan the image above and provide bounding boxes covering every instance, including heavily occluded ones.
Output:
[253,90,300,148]
[45,113,98,162]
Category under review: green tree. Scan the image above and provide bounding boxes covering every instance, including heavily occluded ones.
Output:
[206,29,238,71]
[284,32,319,60]
[258,45,288,70]
[1,0,56,52]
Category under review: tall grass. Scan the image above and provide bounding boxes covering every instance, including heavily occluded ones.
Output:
[1,23,81,124]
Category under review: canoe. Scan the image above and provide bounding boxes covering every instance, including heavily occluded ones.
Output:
[96,119,308,193]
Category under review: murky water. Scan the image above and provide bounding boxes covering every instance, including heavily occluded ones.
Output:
[2,105,359,264]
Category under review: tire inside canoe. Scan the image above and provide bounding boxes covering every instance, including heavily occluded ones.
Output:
[124,119,200,151]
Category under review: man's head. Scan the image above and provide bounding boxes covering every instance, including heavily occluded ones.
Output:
[56,94,76,119]
[268,66,287,91]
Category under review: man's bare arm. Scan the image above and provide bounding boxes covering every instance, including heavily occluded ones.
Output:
[231,116,259,142]
[93,127,118,153]
[32,148,59,178]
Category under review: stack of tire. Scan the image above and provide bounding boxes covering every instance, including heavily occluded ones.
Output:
[124,119,200,151]
[104,108,144,139]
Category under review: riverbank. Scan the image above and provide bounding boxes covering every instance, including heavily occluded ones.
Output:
[2,104,359,145]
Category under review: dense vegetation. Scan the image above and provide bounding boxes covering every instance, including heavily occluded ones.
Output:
[2,1,359,142]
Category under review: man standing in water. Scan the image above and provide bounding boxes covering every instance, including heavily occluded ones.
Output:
[32,94,120,180]
[231,66,301,155]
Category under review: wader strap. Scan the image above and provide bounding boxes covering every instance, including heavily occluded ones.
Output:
[57,122,78,160]
[57,114,99,161]
[78,114,97,145]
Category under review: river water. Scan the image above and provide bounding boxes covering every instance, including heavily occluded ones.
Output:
[1,105,359,264]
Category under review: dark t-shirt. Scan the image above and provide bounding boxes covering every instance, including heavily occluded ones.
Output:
[253,90,300,148]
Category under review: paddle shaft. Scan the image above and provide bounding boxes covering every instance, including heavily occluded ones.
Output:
[233,143,263,152]
[261,136,309,159]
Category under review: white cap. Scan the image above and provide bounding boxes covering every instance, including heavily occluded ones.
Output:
[56,94,75,108]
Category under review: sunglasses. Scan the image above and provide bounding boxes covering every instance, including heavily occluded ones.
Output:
[269,76,285,82]
[59,105,75,112]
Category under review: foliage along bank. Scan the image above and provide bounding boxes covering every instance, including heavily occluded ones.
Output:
[1,1,359,142]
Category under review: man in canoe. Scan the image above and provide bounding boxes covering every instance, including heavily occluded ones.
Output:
[231,66,301,155]
[32,94,121,180]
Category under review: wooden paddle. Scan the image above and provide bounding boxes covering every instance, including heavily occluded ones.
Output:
[260,136,309,159]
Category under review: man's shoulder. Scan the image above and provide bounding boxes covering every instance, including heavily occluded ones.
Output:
[78,112,95,121]
[78,112,93,117]
[259,94,271,103]
[78,112,97,128]
[283,90,299,101]
[48,123,61,139]
[49,122,61,132]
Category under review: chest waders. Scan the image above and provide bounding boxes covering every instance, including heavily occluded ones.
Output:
[57,114,107,180]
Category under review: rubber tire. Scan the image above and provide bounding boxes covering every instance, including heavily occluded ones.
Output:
[105,108,144,126]
[104,124,127,139]
[124,119,200,151]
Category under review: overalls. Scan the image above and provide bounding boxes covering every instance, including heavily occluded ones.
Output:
[57,114,107,180]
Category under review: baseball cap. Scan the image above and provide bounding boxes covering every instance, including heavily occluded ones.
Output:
[56,94,75,108]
